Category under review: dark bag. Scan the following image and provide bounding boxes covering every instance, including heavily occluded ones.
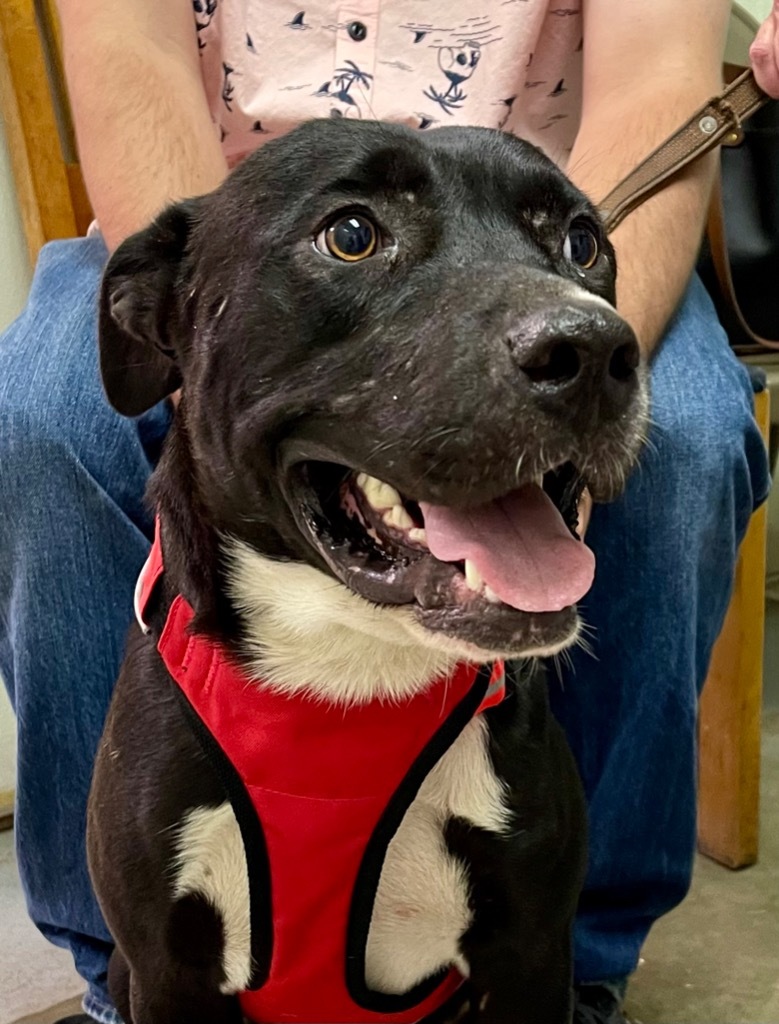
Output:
[599,68,777,353]
[697,93,779,353]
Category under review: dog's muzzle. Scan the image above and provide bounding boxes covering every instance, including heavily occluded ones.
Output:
[278,292,644,656]
[281,454,596,655]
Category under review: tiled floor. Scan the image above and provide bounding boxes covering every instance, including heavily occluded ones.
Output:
[625,711,779,1024]
[2,621,779,1024]
[0,831,82,1024]
[10,999,82,1024]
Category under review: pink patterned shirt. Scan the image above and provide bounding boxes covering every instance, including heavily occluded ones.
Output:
[194,0,584,168]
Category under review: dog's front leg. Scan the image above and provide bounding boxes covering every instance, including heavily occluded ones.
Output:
[465,951,575,1024]
[107,941,243,1024]
[88,650,258,1024]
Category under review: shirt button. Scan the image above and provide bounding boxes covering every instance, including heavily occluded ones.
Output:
[347,20,368,41]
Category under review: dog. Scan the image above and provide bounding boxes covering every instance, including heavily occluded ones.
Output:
[88,119,648,1024]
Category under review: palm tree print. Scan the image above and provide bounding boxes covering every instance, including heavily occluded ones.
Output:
[331,61,373,106]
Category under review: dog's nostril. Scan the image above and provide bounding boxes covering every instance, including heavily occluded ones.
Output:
[609,341,639,382]
[521,340,581,385]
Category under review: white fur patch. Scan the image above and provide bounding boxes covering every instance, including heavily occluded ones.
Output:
[172,803,252,994]
[224,539,460,704]
[223,539,578,704]
[562,281,615,312]
[365,716,510,994]
[425,716,511,834]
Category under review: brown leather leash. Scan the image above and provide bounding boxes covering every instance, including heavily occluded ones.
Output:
[599,69,768,233]
[599,69,777,350]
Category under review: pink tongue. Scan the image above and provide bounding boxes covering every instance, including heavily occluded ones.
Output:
[419,484,595,613]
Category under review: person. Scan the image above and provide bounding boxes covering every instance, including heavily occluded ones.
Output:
[1,2,777,1023]
[751,0,779,98]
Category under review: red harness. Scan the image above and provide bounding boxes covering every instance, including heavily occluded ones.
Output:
[137,525,505,1024]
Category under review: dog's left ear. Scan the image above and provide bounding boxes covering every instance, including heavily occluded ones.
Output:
[99,200,200,417]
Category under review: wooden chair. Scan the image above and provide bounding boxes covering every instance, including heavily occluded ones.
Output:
[0,0,91,266]
[698,386,769,869]
[695,3,771,871]
[0,0,770,869]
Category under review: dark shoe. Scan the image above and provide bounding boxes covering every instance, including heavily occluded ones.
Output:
[574,983,629,1024]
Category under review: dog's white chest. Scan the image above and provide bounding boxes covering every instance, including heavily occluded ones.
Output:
[365,714,510,994]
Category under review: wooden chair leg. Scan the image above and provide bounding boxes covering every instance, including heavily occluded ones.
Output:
[697,387,770,869]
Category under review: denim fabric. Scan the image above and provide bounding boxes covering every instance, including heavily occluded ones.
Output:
[547,273,769,983]
[0,238,170,1021]
[0,238,770,1016]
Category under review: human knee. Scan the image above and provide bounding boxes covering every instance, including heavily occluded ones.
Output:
[0,240,116,497]
[646,287,768,520]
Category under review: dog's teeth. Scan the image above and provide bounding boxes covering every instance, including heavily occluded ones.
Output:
[464,559,484,592]
[484,585,502,605]
[408,527,428,546]
[357,472,403,511]
[384,504,414,530]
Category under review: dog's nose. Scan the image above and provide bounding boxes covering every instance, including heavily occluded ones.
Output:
[508,302,640,422]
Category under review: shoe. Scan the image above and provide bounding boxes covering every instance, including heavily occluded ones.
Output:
[574,983,629,1024]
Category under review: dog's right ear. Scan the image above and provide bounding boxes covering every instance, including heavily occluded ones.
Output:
[99,200,199,417]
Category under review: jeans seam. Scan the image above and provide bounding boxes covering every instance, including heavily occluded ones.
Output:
[83,988,124,1024]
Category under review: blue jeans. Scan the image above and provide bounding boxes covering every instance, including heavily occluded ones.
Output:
[0,237,770,1020]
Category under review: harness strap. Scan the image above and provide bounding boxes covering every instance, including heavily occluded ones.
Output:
[135,518,506,712]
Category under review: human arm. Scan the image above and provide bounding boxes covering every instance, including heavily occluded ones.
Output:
[566,0,730,357]
[751,0,779,98]
[57,0,228,251]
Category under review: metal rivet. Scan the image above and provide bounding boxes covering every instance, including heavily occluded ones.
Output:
[699,115,718,135]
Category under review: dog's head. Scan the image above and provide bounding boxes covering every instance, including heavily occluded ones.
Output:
[100,120,647,678]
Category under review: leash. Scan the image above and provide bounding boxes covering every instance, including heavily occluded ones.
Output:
[599,69,769,234]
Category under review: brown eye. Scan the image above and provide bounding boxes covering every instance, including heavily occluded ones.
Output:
[564,219,599,270]
[317,213,378,262]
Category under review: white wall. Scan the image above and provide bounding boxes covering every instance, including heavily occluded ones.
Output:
[0,121,31,332]
[0,115,30,794]
[0,692,14,797]
[740,0,772,20]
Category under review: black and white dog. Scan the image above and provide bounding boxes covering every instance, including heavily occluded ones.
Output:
[88,120,648,1024]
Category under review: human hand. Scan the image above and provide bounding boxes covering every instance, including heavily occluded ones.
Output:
[750,1,779,99]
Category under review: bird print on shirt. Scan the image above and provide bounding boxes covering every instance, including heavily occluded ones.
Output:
[222,63,238,111]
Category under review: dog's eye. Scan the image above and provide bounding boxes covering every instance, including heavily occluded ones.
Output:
[317,213,378,262]
[563,220,599,270]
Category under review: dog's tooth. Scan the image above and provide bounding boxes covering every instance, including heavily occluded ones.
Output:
[484,585,502,605]
[376,482,403,509]
[408,527,428,547]
[464,559,484,592]
[384,504,414,530]
[359,472,384,507]
[358,472,402,511]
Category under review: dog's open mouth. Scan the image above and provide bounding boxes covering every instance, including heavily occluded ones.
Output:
[286,459,594,653]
